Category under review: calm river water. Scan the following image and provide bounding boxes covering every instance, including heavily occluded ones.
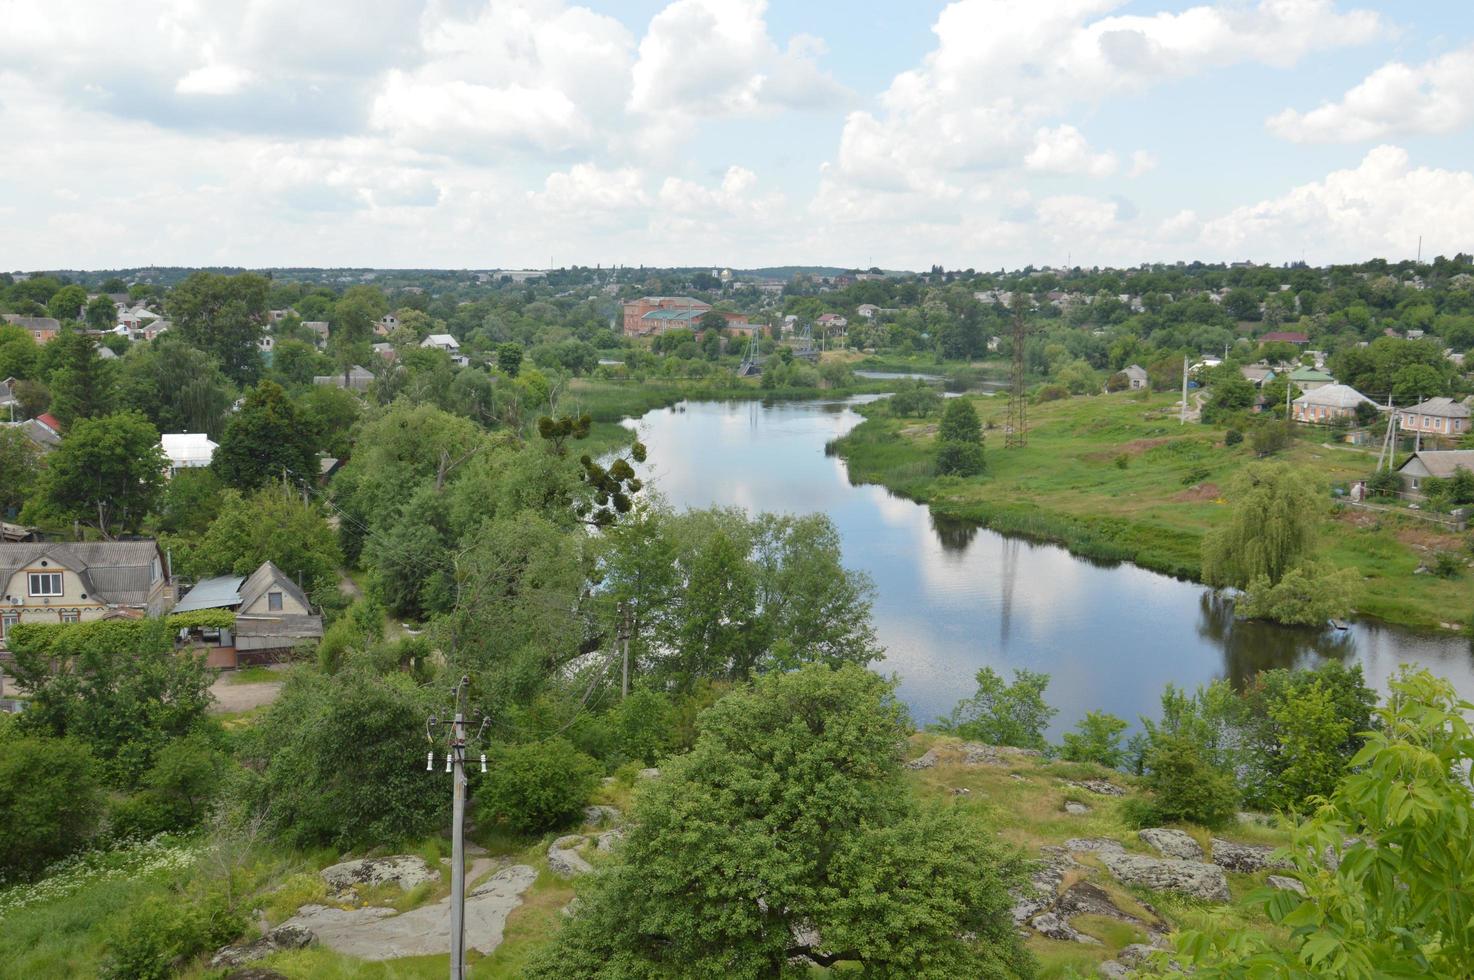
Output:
[625,397,1474,731]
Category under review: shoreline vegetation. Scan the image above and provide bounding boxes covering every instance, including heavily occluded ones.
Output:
[830,385,1470,634]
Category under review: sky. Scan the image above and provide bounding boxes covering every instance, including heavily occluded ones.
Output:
[3,0,1474,272]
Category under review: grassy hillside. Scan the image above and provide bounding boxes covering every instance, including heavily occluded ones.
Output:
[833,389,1470,631]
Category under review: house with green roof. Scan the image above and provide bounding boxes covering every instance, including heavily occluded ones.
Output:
[1288,366,1335,391]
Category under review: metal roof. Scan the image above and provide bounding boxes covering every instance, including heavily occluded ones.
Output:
[172,573,245,612]
[0,541,164,606]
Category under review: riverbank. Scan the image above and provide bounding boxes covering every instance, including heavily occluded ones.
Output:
[832,390,1471,633]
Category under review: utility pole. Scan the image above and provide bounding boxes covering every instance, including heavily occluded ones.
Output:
[426,677,490,980]
[1180,355,1189,425]
[619,605,631,700]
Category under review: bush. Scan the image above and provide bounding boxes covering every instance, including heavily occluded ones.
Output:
[610,688,677,766]
[934,667,1055,751]
[1431,551,1462,579]
[1034,384,1068,403]
[1237,560,1357,625]
[1060,711,1128,769]
[935,439,985,477]
[0,736,104,880]
[1224,428,1243,447]
[100,893,245,980]
[1113,453,1129,470]
[1139,731,1238,828]
[476,738,599,834]
[1248,421,1293,456]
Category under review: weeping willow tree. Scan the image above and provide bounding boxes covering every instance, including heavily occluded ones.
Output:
[1201,462,1321,589]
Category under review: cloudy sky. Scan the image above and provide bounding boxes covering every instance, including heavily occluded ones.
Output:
[3,0,1473,271]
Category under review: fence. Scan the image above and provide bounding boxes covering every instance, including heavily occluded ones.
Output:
[1339,498,1468,531]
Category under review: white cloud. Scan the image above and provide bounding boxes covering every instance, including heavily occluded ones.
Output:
[1267,43,1474,143]
[175,64,257,96]
[1025,125,1118,176]
[531,164,649,214]
[1127,150,1159,178]
[1201,145,1474,261]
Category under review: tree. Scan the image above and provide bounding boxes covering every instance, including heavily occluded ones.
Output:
[1247,420,1292,456]
[46,283,88,322]
[674,531,765,685]
[46,328,116,428]
[115,333,234,438]
[0,324,40,379]
[0,426,40,514]
[935,667,1056,751]
[1203,370,1255,424]
[936,396,985,476]
[497,342,523,378]
[0,736,104,880]
[525,665,1033,979]
[213,380,317,490]
[34,411,165,537]
[1236,560,1357,626]
[1061,711,1129,768]
[475,738,599,834]
[1161,669,1474,978]
[167,271,269,383]
[1201,463,1321,589]
[1138,730,1239,828]
[888,379,942,417]
[194,487,342,598]
[85,294,117,330]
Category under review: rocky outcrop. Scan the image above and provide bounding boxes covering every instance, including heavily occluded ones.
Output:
[1266,874,1306,896]
[1097,962,1130,978]
[1010,849,1074,924]
[906,742,1042,770]
[583,805,622,826]
[1054,881,1161,933]
[595,829,625,852]
[1063,837,1126,855]
[1063,778,1126,796]
[210,925,317,968]
[1138,828,1204,861]
[320,856,439,893]
[1101,852,1231,902]
[548,835,594,877]
[638,767,660,779]
[1210,838,1289,874]
[223,971,290,980]
[1029,911,1101,944]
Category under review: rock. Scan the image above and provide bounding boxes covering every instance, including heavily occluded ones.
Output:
[1210,838,1289,874]
[1064,778,1126,796]
[1101,853,1231,902]
[548,835,594,877]
[320,856,439,893]
[960,742,1043,766]
[1029,911,1101,945]
[1321,837,1362,870]
[279,865,536,960]
[637,767,660,779]
[1009,850,1074,924]
[224,971,290,980]
[583,804,622,826]
[905,748,939,770]
[950,787,971,796]
[595,829,625,852]
[1063,837,1126,855]
[1097,961,1130,978]
[1118,943,1158,967]
[1266,874,1306,896]
[1236,811,1273,827]
[210,925,317,968]
[1138,828,1204,861]
[1054,881,1158,932]
[1064,801,1090,815]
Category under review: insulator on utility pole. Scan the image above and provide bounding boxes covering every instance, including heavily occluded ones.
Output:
[480,753,487,774]
[426,675,490,980]
[426,751,434,771]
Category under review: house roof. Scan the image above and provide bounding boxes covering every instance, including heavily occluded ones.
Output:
[1262,331,1309,344]
[172,573,246,612]
[1,314,61,333]
[1289,367,1334,382]
[36,413,60,433]
[422,333,460,349]
[1240,365,1276,382]
[1294,384,1374,409]
[1396,450,1474,479]
[4,418,60,450]
[161,433,217,466]
[238,560,311,613]
[1123,364,1148,378]
[1401,396,1470,419]
[0,540,164,606]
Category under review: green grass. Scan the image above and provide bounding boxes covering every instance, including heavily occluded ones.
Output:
[229,665,285,684]
[833,389,1471,631]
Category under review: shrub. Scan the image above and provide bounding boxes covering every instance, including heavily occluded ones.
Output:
[1248,421,1292,457]
[0,736,104,880]
[1034,384,1068,403]
[1431,551,1462,579]
[1139,731,1238,828]
[1060,711,1129,769]
[100,893,244,980]
[934,667,1055,751]
[1236,561,1357,626]
[610,688,677,765]
[935,439,985,477]
[1224,428,1243,447]
[476,738,599,834]
[1114,453,1130,470]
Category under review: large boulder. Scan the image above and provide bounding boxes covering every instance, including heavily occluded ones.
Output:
[1063,778,1126,796]
[595,829,625,853]
[1063,837,1126,855]
[1138,828,1204,861]
[1010,849,1074,924]
[1210,838,1289,874]
[583,805,621,827]
[320,856,439,893]
[1029,912,1101,945]
[548,835,594,877]
[906,742,1042,770]
[1101,852,1231,902]
[210,925,317,968]
[1054,880,1161,933]
[1266,874,1306,896]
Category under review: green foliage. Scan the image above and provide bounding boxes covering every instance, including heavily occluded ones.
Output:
[888,378,942,417]
[475,738,599,834]
[193,485,342,598]
[936,397,986,476]
[1201,462,1321,589]
[166,271,268,384]
[212,379,318,491]
[1060,710,1129,768]
[526,665,1033,978]
[1236,560,1358,625]
[1429,551,1463,578]
[609,687,677,765]
[114,333,234,438]
[1421,466,1474,508]
[1203,370,1255,424]
[46,329,116,428]
[0,425,41,513]
[239,669,446,849]
[110,733,229,837]
[6,618,215,786]
[0,737,104,881]
[154,466,225,535]
[1136,730,1239,828]
[1160,669,1474,978]
[1247,420,1292,457]
[935,667,1056,751]
[936,439,985,476]
[496,341,523,377]
[32,410,164,536]
[1224,428,1243,446]
[100,892,244,980]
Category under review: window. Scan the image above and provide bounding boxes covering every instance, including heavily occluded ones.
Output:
[1,612,16,640]
[268,591,283,611]
[61,610,79,623]
[28,572,62,597]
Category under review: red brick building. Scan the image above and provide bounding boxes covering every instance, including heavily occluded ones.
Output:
[623,297,751,336]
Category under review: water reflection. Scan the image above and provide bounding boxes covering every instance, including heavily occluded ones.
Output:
[626,398,1474,729]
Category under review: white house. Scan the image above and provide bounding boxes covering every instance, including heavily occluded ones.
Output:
[161,433,218,476]
[1395,450,1474,497]
[1292,384,1375,423]
[1122,364,1149,390]
[421,333,460,353]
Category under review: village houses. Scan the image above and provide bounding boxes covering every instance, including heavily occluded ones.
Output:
[1398,396,1472,439]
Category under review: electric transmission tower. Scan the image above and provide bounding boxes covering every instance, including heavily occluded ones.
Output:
[426,676,491,980]
[1004,293,1030,449]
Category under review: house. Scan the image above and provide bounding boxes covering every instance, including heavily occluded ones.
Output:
[1398,396,1472,438]
[376,314,400,337]
[4,416,61,452]
[172,560,323,668]
[1240,364,1277,387]
[1288,366,1335,392]
[371,342,397,362]
[1122,364,1149,390]
[1261,331,1309,346]
[1,314,60,344]
[313,365,375,390]
[856,304,880,319]
[421,333,460,353]
[817,313,848,331]
[0,541,172,649]
[1395,450,1474,497]
[622,296,710,336]
[161,433,217,476]
[1292,384,1375,423]
[302,321,330,346]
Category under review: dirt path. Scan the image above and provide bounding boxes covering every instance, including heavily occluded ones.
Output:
[208,670,287,714]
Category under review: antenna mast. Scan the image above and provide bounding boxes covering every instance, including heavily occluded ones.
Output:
[1005,293,1029,449]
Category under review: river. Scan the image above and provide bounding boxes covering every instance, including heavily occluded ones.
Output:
[624,396,1474,732]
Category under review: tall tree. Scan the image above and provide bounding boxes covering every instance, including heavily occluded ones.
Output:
[46,328,116,428]
[193,486,342,598]
[32,410,165,537]
[167,271,269,383]
[1201,463,1321,589]
[85,294,117,331]
[213,380,317,490]
[0,426,41,513]
[115,333,234,438]
[45,284,88,322]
